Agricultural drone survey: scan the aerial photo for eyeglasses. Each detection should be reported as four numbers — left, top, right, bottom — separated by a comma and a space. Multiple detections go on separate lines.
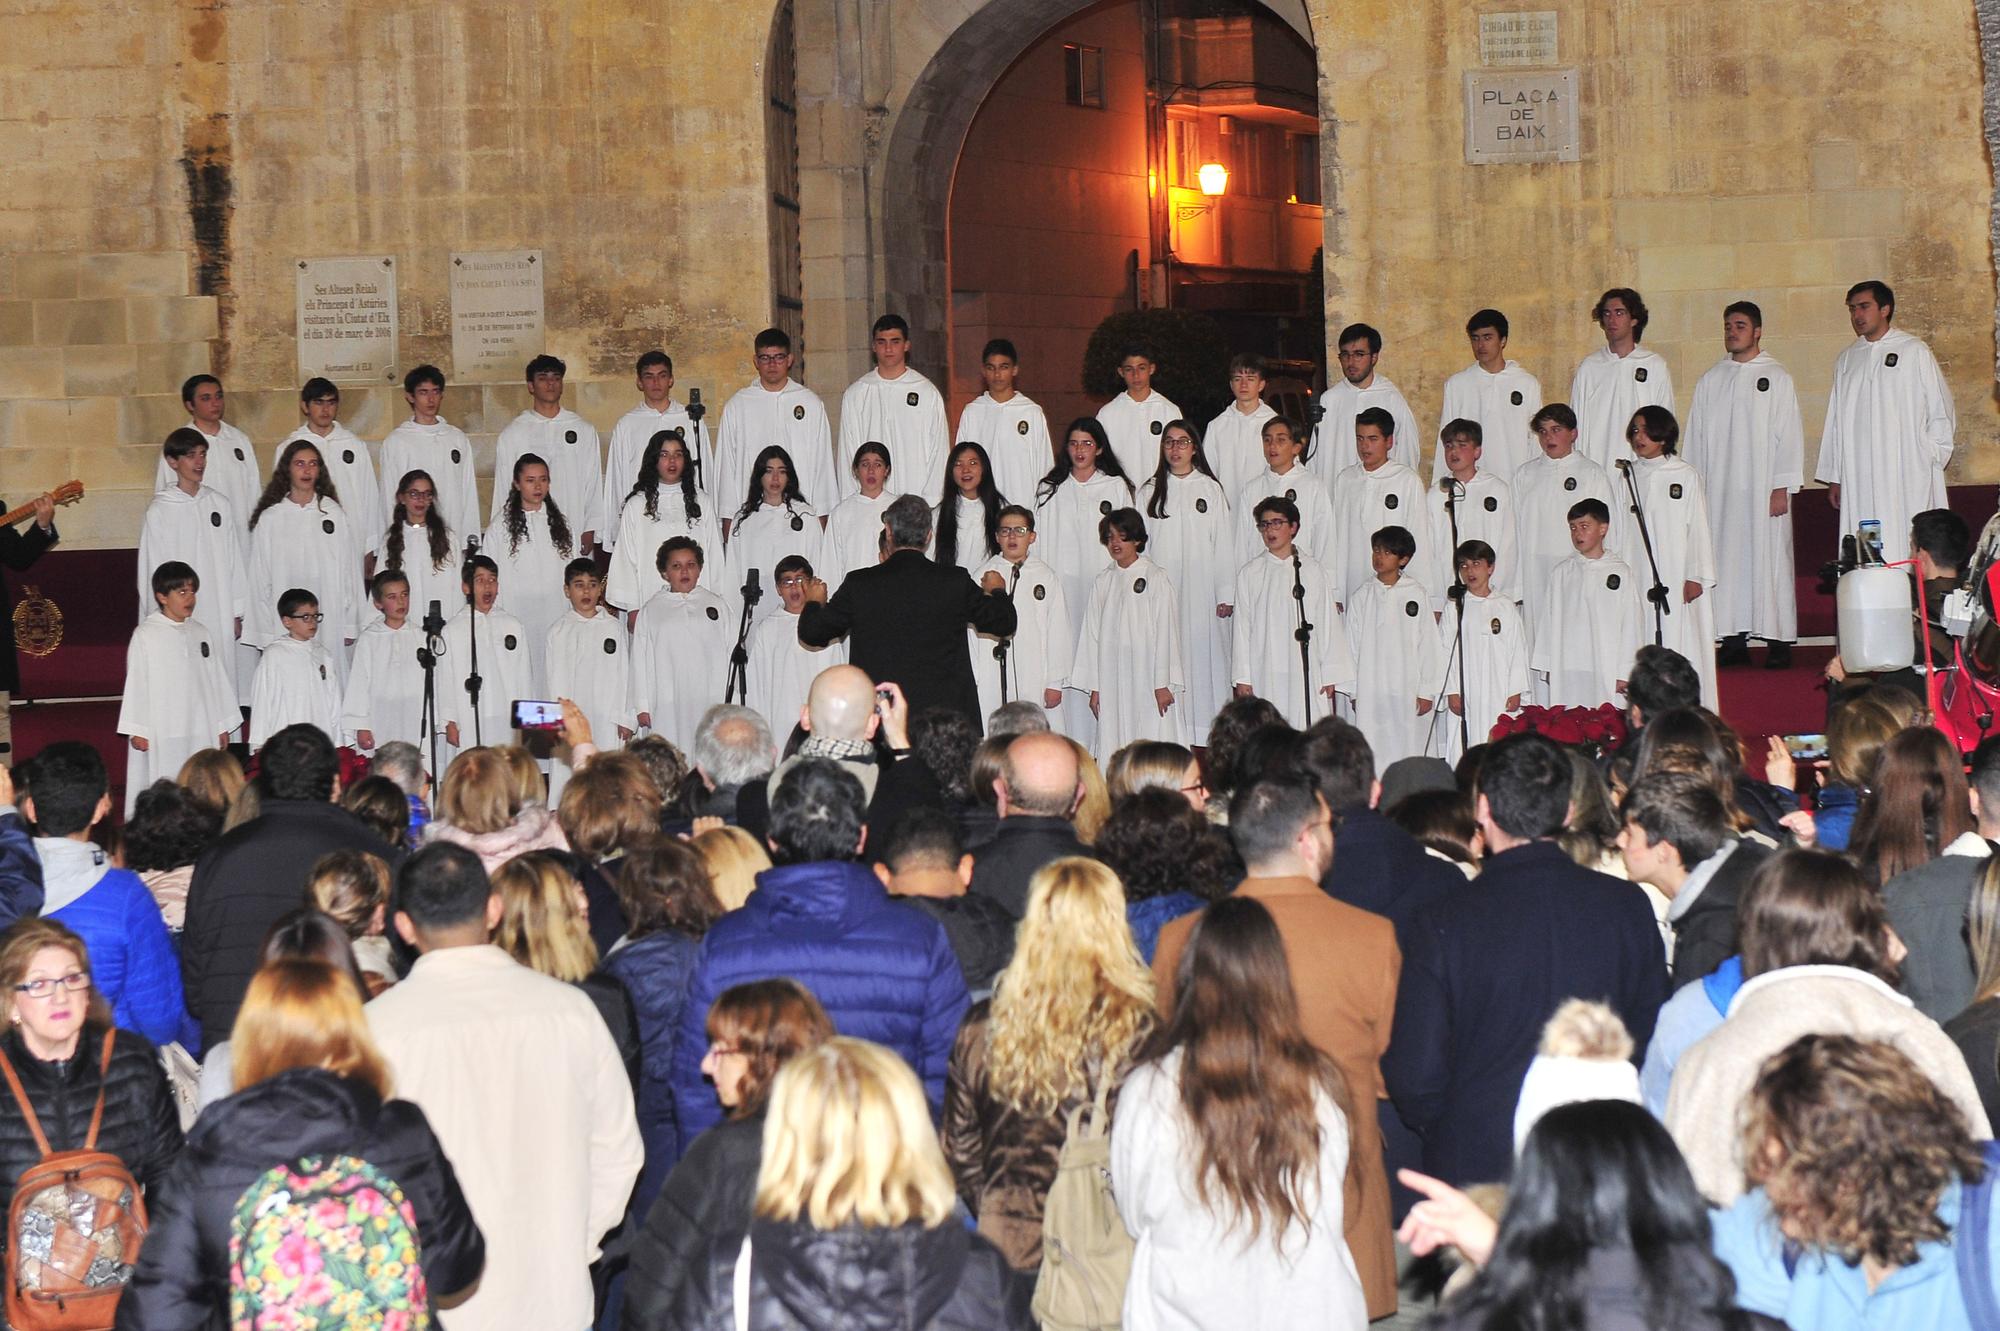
997, 525, 1032, 536
1256, 519, 1293, 531
403, 489, 436, 501
706, 1042, 744, 1058
14, 972, 89, 999
754, 353, 789, 365
284, 612, 326, 624
776, 576, 808, 589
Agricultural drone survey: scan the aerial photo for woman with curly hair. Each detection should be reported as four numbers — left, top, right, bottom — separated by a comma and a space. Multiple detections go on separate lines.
246, 438, 363, 657
607, 429, 722, 613
123, 779, 220, 933
1094, 787, 1235, 961
369, 468, 459, 623
481, 453, 574, 686
942, 856, 1156, 1269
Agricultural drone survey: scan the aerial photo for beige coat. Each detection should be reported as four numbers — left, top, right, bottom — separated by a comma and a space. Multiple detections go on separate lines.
1665, 964, 1991, 1203
368, 944, 644, 1331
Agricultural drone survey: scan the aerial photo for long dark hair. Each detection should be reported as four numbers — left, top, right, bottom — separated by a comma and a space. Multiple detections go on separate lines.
249, 440, 340, 529
501, 452, 574, 558
1143, 418, 1220, 520
1144, 897, 1350, 1243
934, 441, 1002, 566
1445, 1100, 1755, 1331
629, 428, 702, 523
1038, 416, 1133, 505
383, 469, 453, 573
736, 444, 808, 525
1849, 726, 1976, 885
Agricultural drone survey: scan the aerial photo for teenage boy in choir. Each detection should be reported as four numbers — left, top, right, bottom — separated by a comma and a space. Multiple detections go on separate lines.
491, 354, 604, 549
1611, 406, 1719, 708
718, 329, 834, 531
1313, 323, 1422, 479
1229, 415, 1335, 572
137, 427, 246, 677
1097, 344, 1182, 480
1513, 402, 1614, 646
1570, 287, 1675, 468
248, 588, 344, 752
284, 378, 385, 540
839, 315, 949, 503
956, 340, 1053, 507
1230, 496, 1352, 730
1329, 408, 1438, 606
545, 560, 634, 799
1435, 309, 1542, 482
118, 561, 238, 813
155, 374, 260, 524
1203, 353, 1279, 500
1347, 525, 1446, 766
970, 504, 1072, 721
1426, 417, 1517, 608
1534, 499, 1644, 709
378, 365, 479, 540
603, 350, 694, 543
439, 555, 532, 753
633, 537, 735, 751
344, 569, 427, 756
747, 555, 843, 743
1434, 540, 1530, 764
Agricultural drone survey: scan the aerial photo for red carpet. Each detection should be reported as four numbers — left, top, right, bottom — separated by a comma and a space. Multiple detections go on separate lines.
1717, 644, 1835, 781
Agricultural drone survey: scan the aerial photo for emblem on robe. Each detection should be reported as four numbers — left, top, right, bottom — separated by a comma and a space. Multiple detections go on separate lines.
1635, 368, 1649, 383
210, 512, 222, 527
233, 447, 245, 461
1563, 478, 1578, 492
1885, 353, 1899, 368
1483, 496, 1498, 512
706, 606, 720, 621
1285, 489, 1297, 501
12, 588, 60, 659
1756, 378, 1770, 393
1099, 501, 1113, 515
451, 449, 462, 464
1133, 578, 1147, 594
1669, 483, 1683, 500
1150, 421, 1163, 435
1017, 421, 1030, 435
504, 634, 518, 651
603, 638, 617, 655
342, 449, 355, 465
1196, 498, 1208, 514
565, 430, 578, 444
1510, 391, 1523, 406
906, 392, 920, 407
1405, 601, 1419, 617
794, 405, 806, 420
790, 514, 803, 531
200, 641, 210, 657
1490, 618, 1502, 634
1607, 574, 1622, 590
322, 519, 336, 534
1385, 494, 1399, 510
1033, 584, 1046, 601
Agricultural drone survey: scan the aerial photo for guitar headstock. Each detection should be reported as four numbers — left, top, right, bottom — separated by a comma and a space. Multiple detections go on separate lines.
46, 481, 83, 508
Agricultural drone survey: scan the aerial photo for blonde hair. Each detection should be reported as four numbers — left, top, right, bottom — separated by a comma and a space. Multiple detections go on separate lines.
231, 958, 391, 1096
175, 747, 245, 819
437, 748, 522, 835
1106, 741, 1195, 802
1070, 739, 1111, 845
1536, 999, 1633, 1060
694, 825, 771, 912
496, 745, 546, 808
986, 857, 1155, 1115
305, 849, 390, 940
491, 852, 598, 982
557, 754, 664, 863
754, 1037, 958, 1229
1827, 691, 1915, 790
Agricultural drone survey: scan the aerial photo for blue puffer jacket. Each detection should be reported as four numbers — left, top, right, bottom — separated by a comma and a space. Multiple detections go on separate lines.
670, 859, 970, 1146
602, 928, 700, 1212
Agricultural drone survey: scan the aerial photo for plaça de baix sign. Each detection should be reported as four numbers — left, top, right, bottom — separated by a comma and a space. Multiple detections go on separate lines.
1463, 69, 1579, 164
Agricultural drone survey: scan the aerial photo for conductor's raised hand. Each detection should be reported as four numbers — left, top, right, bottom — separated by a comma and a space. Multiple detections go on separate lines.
803, 577, 830, 604
979, 570, 1006, 593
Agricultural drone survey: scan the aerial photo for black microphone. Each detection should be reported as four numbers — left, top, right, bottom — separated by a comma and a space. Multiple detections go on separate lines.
687, 387, 705, 423
1615, 458, 1632, 473
1292, 552, 1306, 601
741, 567, 763, 606
422, 598, 445, 638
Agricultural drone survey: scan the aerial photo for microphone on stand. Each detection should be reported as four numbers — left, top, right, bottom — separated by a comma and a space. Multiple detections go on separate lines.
686, 388, 707, 492
1290, 552, 1314, 724
1615, 458, 1632, 473
421, 598, 445, 641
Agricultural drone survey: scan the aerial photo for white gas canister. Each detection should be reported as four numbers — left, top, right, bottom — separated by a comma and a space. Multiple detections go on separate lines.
1837, 565, 1915, 672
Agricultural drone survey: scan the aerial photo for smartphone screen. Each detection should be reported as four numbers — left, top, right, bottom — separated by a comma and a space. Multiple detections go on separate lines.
512, 699, 563, 731
1783, 733, 1828, 761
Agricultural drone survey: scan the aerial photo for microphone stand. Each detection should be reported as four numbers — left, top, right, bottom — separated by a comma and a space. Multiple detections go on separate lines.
1616, 459, 1672, 647
1298, 399, 1329, 471
417, 597, 446, 779
462, 535, 484, 747
995, 561, 1022, 702
1291, 552, 1315, 725
1442, 479, 1470, 754
724, 569, 763, 704
685, 390, 707, 495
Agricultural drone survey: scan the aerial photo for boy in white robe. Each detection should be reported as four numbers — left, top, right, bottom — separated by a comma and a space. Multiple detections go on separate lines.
1435, 309, 1542, 482
746, 555, 846, 744
1203, 353, 1279, 500
1346, 526, 1446, 767
1096, 344, 1182, 481
1569, 288, 1675, 468
718, 329, 834, 526
153, 374, 261, 530
1610, 407, 1719, 709
343, 570, 429, 756
1230, 497, 1353, 730
633, 537, 735, 751
956, 339, 1053, 507
1427, 418, 1518, 609
377, 365, 479, 541
1535, 499, 1644, 709
248, 588, 344, 752
1227, 416, 1335, 573
491, 354, 605, 547
1434, 541, 1530, 764
545, 561, 635, 800
602, 350, 695, 541
839, 315, 949, 504
1514, 403, 1615, 649
118, 561, 237, 813
971, 505, 1072, 722
1312, 323, 1422, 479
439, 556, 532, 754
282, 378, 385, 541
137, 427, 246, 685
1071, 507, 1188, 759
1329, 409, 1440, 605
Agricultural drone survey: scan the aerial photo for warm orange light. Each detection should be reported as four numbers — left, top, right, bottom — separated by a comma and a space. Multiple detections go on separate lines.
1197, 162, 1229, 197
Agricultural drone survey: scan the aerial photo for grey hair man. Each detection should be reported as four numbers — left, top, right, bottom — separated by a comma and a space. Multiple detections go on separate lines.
689, 704, 776, 824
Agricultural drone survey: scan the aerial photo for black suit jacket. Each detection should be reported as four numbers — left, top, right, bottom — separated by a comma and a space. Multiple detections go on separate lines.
0, 513, 56, 694
798, 548, 1016, 723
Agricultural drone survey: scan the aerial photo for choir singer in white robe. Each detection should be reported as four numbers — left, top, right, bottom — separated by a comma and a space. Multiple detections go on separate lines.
138, 428, 246, 682
1228, 416, 1335, 573
1329, 410, 1439, 605
970, 505, 1072, 721
343, 571, 430, 755
955, 339, 1053, 507
247, 440, 365, 678
1435, 309, 1541, 482
1426, 419, 1518, 610
1034, 420, 1136, 750
377, 366, 479, 540
605, 429, 723, 614
154, 374, 261, 531
601, 351, 695, 543
839, 315, 949, 504
1138, 420, 1234, 727
726, 446, 827, 626
1229, 496, 1353, 730
1203, 354, 1280, 500
545, 563, 635, 801
490, 354, 605, 547
826, 443, 899, 594
633, 538, 735, 751
717, 329, 834, 528
1096, 345, 1181, 481
438, 556, 532, 754
1535, 500, 1644, 709
1346, 526, 1446, 768
282, 378, 385, 543
369, 471, 461, 637
118, 562, 237, 813
483, 455, 577, 693
1071, 507, 1188, 760
1570, 288, 1675, 468
1610, 407, 1719, 709
1432, 541, 1530, 765
247, 589, 344, 752
1513, 404, 1614, 650
746, 556, 846, 743
1311, 323, 1421, 480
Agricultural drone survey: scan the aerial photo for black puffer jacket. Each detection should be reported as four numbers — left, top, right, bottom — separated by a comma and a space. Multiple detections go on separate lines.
0, 1025, 181, 1221
115, 1066, 483, 1330
621, 1111, 765, 1331
669, 1215, 1031, 1330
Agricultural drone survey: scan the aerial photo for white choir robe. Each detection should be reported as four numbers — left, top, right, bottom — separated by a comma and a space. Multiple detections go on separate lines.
1349, 577, 1447, 767
545, 608, 636, 800
606, 489, 724, 612
970, 555, 1072, 721
342, 617, 429, 754
117, 613, 237, 814
1035, 471, 1133, 751
1685, 353, 1804, 642
1310, 376, 1422, 481
155, 419, 262, 529
602, 400, 695, 545
491, 409, 605, 537
930, 496, 997, 576
483, 510, 575, 692
378, 419, 480, 542
826, 491, 897, 593
839, 369, 950, 504
370, 524, 462, 634
1137, 472, 1234, 725
248, 636, 344, 752
1435, 361, 1542, 482
724, 503, 827, 625
1569, 346, 1675, 469
1202, 401, 1278, 502
746, 608, 846, 742
1814, 328, 1955, 564
1427, 470, 1519, 606
1229, 466, 1337, 577
282, 424, 385, 543
1096, 391, 1181, 482
1534, 551, 1645, 709
437, 607, 532, 754
956, 393, 1053, 507
633, 586, 734, 751
1610, 455, 1719, 709
1328, 462, 1441, 604
1230, 549, 1354, 731
1432, 591, 1530, 765
247, 496, 365, 668
1513, 451, 1615, 640
718, 381, 835, 519
136, 486, 246, 668
1070, 557, 1189, 759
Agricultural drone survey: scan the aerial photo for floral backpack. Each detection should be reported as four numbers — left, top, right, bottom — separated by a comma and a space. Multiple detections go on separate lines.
227, 1154, 430, 1330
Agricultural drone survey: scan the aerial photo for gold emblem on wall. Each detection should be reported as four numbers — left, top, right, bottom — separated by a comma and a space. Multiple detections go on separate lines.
12, 588, 62, 658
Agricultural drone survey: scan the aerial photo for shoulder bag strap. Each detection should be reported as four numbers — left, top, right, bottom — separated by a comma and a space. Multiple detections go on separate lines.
82, 1029, 115, 1152
0, 1040, 52, 1159
1956, 1140, 2000, 1331
1086, 1062, 1114, 1138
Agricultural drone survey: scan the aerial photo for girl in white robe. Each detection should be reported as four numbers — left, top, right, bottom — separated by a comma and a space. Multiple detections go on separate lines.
633, 539, 736, 751
482, 453, 577, 693
545, 568, 635, 800
606, 428, 724, 613
825, 442, 898, 593
1071, 508, 1188, 761
1138, 421, 1234, 728
343, 571, 430, 755
725, 445, 826, 625
247, 439, 365, 680
283, 408, 385, 541
117, 567, 238, 813
370, 470, 461, 631
1035, 418, 1137, 747
1609, 408, 1719, 709
929, 441, 1002, 577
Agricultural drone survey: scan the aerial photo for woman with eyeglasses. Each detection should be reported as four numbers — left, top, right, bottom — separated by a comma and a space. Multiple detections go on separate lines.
368, 469, 459, 625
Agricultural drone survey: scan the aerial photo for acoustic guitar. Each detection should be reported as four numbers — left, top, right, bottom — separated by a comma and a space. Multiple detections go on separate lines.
0, 481, 83, 528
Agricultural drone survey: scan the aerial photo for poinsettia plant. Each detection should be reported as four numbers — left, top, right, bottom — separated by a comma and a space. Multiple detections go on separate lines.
1489, 704, 1628, 752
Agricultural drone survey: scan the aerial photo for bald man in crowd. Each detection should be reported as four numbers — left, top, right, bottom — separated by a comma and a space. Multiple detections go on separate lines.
967, 731, 1090, 918
764, 664, 898, 803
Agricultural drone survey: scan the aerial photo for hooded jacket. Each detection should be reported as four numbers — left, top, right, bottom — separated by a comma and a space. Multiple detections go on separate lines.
421, 802, 568, 876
